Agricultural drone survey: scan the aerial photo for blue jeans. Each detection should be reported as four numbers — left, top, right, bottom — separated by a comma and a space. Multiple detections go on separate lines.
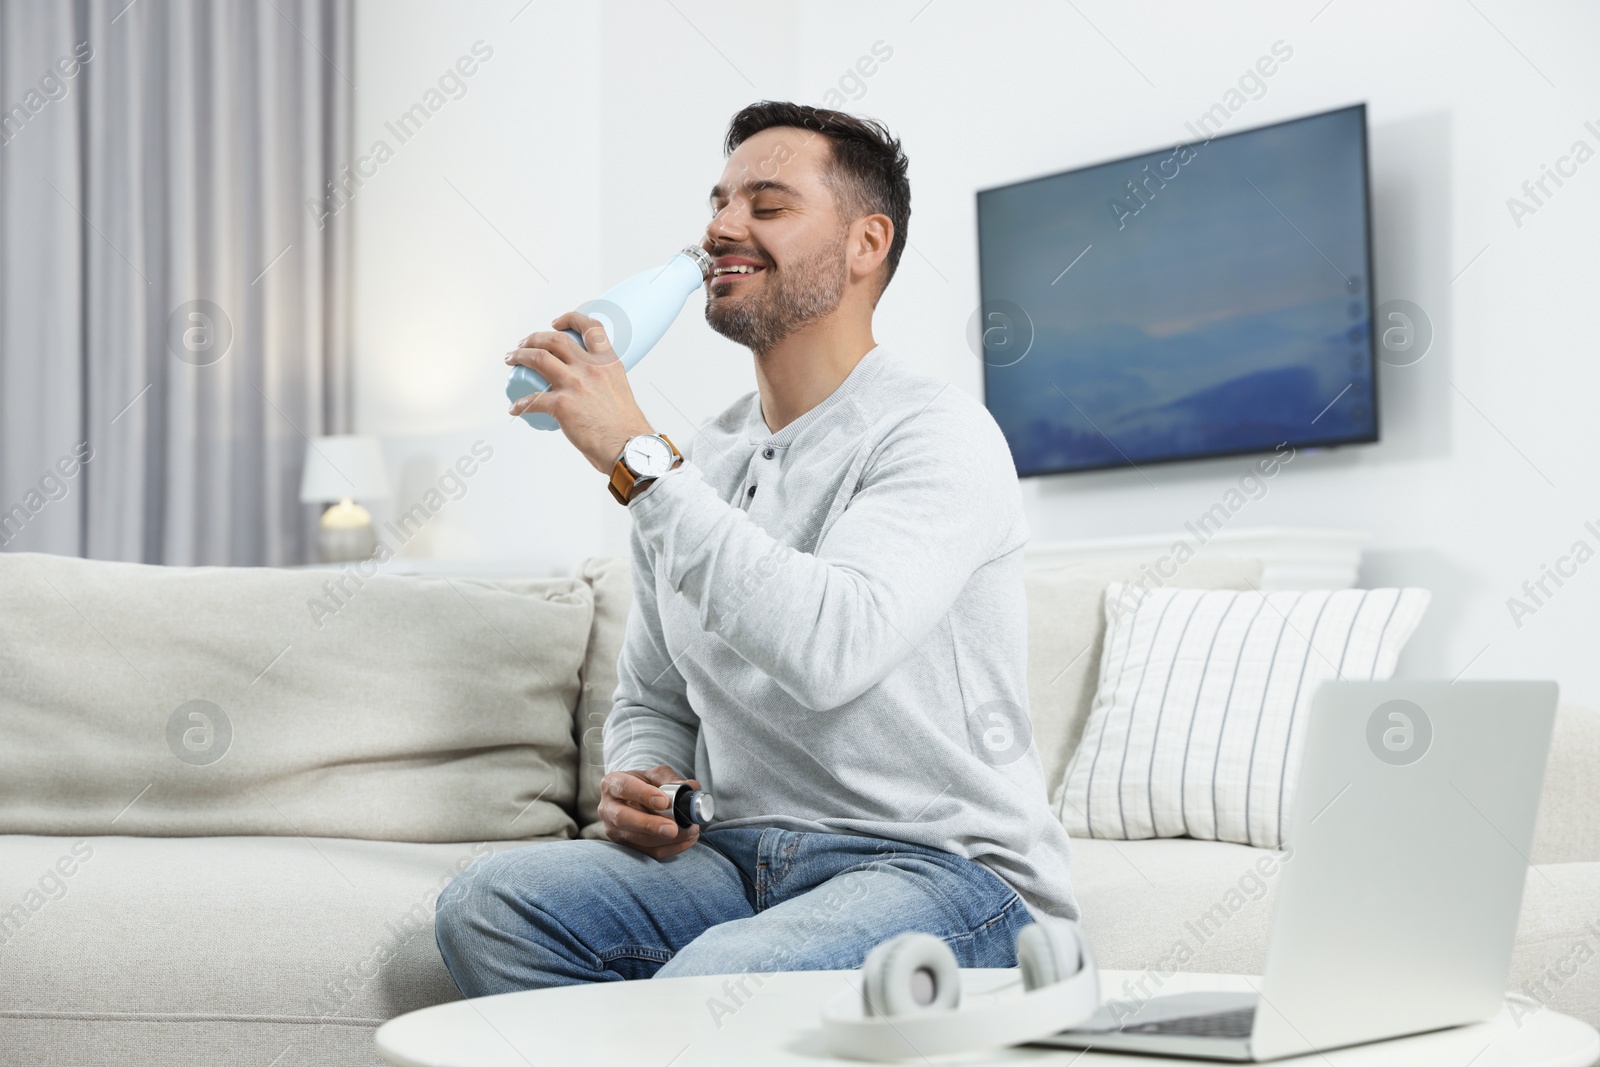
434, 826, 1034, 997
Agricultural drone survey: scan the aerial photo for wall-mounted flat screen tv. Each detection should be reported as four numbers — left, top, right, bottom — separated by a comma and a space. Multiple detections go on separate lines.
977, 103, 1379, 477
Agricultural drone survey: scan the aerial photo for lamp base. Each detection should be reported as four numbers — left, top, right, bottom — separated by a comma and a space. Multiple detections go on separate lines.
316, 500, 378, 563
317, 525, 376, 563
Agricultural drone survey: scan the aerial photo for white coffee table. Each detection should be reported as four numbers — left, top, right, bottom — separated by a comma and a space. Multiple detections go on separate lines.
375, 969, 1600, 1066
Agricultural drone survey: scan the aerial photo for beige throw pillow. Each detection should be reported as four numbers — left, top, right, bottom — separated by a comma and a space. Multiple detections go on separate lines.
0, 552, 591, 843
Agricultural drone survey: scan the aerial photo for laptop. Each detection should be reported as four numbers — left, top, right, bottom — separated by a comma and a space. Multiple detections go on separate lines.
1035, 679, 1559, 1061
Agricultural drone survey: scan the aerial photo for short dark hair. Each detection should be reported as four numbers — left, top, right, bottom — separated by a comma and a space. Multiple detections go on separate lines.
723, 101, 910, 297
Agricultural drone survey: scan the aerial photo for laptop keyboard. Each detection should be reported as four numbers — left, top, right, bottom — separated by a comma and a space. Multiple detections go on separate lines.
1124, 1006, 1256, 1039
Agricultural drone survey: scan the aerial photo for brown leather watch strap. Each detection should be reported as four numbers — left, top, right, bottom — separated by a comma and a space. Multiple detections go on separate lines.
608, 434, 682, 506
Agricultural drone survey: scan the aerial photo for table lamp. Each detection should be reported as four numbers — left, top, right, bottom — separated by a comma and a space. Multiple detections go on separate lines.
299, 435, 389, 563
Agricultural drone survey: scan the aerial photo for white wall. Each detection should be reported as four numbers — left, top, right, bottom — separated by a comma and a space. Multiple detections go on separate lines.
350, 0, 607, 574
351, 1, 1600, 707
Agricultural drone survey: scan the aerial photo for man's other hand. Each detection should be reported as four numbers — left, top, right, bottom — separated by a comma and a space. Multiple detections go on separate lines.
599, 765, 703, 859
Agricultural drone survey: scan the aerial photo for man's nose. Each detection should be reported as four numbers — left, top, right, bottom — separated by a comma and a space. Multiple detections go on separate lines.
705, 203, 749, 246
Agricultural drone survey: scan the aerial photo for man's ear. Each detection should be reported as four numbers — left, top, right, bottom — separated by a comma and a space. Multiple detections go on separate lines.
849, 213, 893, 286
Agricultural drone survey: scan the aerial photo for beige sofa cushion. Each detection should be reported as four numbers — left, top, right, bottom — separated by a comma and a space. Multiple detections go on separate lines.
1026, 556, 1265, 796
574, 556, 633, 833
1507, 859, 1600, 1029
1531, 704, 1600, 865
1070, 836, 1287, 976
0, 553, 590, 842
0, 833, 538, 1067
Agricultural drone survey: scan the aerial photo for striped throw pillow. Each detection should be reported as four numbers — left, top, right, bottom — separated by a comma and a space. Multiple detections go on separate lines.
1053, 584, 1431, 848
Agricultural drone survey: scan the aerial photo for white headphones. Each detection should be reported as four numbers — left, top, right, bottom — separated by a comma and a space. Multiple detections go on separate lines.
818, 917, 1100, 1060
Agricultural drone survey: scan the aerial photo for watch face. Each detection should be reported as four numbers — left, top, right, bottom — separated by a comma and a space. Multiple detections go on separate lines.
624, 435, 674, 478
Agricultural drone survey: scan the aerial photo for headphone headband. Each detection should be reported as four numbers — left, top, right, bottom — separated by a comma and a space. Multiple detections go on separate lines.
818, 923, 1100, 1060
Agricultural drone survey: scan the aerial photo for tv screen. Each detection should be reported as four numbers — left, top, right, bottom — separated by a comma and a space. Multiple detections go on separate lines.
976, 103, 1378, 477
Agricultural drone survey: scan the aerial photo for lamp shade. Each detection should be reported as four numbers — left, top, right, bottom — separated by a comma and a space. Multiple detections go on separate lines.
299, 435, 389, 503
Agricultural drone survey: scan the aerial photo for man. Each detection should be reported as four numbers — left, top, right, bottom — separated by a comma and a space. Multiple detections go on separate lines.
434, 101, 1079, 995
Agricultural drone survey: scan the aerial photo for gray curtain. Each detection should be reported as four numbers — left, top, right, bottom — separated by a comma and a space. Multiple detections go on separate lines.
0, 0, 352, 565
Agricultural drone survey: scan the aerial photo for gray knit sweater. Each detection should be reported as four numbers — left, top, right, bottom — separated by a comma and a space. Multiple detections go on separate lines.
605, 345, 1079, 923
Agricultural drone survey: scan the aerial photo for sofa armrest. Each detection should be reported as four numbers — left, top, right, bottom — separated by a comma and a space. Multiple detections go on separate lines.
1530, 703, 1600, 865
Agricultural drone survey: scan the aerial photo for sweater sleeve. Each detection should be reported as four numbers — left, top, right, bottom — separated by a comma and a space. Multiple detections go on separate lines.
603, 521, 700, 777
626, 402, 1024, 712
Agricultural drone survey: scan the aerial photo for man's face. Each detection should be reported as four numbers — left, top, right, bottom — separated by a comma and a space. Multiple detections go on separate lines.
702, 127, 852, 354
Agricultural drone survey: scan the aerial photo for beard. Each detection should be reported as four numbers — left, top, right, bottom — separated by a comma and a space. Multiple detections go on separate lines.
704, 229, 849, 354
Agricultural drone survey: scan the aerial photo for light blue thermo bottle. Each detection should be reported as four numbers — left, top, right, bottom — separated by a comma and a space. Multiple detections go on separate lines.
507, 245, 714, 430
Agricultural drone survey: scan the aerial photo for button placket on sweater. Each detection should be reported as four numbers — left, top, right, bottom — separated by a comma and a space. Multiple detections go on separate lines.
741, 442, 780, 511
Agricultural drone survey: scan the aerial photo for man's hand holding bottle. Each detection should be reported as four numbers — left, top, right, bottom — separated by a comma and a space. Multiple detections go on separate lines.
599, 765, 703, 859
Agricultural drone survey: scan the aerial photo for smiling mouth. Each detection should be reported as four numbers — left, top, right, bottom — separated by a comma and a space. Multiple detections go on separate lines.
710, 264, 765, 290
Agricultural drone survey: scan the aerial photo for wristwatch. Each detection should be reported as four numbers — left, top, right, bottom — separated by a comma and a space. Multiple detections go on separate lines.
608, 433, 683, 505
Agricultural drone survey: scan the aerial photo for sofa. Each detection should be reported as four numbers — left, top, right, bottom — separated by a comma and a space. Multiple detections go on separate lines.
1, 550, 1595, 1067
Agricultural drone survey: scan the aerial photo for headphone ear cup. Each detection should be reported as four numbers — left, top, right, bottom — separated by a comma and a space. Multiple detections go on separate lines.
1016, 919, 1085, 992
861, 932, 962, 1017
